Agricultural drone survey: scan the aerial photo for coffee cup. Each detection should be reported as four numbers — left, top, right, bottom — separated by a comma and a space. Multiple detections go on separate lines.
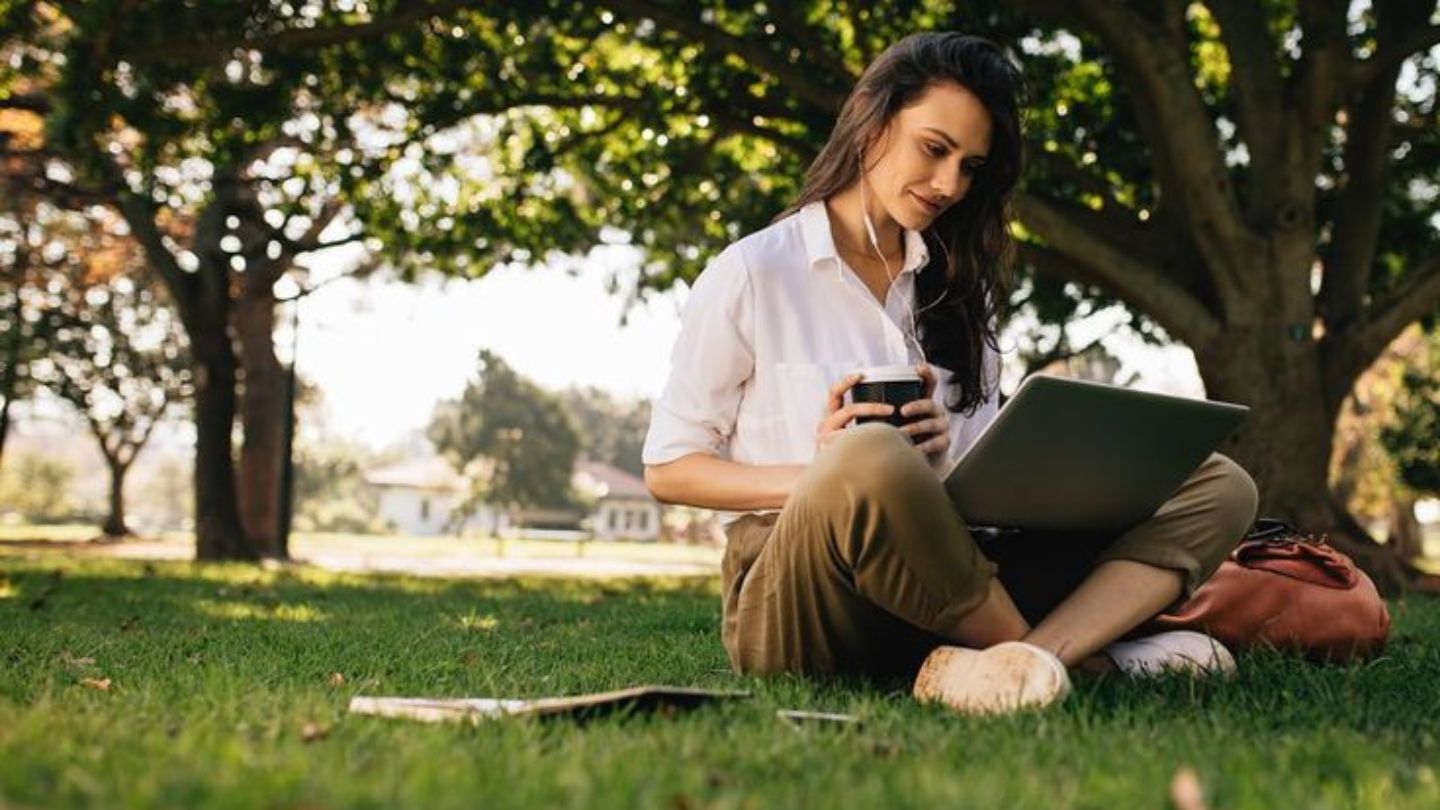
850, 365, 925, 428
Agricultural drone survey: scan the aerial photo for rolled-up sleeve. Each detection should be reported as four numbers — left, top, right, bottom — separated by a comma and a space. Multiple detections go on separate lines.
643, 247, 755, 466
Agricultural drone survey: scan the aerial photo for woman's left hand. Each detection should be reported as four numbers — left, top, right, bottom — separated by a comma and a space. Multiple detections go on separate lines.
900, 364, 950, 457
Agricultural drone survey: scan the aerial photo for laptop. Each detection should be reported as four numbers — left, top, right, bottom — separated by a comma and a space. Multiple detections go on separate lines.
942, 375, 1249, 534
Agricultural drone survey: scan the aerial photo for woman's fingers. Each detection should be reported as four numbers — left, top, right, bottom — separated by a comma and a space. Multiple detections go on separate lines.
826, 373, 864, 413
916, 363, 938, 398
819, 402, 894, 434
900, 416, 948, 440
899, 398, 938, 419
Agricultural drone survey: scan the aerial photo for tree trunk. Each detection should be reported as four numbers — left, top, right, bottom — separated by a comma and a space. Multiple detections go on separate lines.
1197, 326, 1408, 594
101, 459, 132, 539
0, 280, 23, 470
1387, 495, 1424, 563
189, 309, 257, 561
234, 281, 287, 560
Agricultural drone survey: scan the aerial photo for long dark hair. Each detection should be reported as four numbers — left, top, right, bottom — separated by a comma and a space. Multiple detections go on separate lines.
777, 33, 1023, 414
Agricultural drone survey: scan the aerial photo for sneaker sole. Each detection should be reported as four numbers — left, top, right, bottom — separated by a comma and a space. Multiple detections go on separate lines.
913, 641, 1071, 716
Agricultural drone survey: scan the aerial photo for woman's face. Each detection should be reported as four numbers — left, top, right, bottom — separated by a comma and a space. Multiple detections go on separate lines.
863, 80, 994, 230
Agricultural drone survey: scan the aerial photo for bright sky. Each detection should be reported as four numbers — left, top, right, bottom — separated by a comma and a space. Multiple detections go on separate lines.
289, 244, 1205, 452
288, 245, 687, 449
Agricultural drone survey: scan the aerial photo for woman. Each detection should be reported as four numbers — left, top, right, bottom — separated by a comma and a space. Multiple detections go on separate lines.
642, 33, 1257, 714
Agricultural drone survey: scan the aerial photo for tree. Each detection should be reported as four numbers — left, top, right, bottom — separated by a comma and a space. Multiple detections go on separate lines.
559, 386, 650, 478
1331, 326, 1426, 560
0, 235, 49, 473
2, 2, 412, 558
428, 350, 583, 527
36, 259, 191, 539
9, 2, 1437, 586
0, 451, 75, 524
352, 2, 1439, 590
1379, 326, 1440, 559
1, 83, 58, 472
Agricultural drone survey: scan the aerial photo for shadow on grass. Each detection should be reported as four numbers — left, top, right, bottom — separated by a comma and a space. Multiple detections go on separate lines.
1, 555, 733, 702
4, 554, 1440, 739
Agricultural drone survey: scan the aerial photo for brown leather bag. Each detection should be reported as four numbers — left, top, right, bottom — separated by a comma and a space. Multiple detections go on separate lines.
1145, 519, 1391, 662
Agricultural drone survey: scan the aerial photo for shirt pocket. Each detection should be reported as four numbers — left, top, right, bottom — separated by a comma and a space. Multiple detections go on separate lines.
772, 361, 858, 458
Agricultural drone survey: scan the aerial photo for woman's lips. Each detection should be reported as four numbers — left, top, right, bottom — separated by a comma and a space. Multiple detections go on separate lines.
910, 191, 940, 215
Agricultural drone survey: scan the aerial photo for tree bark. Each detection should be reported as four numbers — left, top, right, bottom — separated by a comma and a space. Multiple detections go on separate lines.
101, 459, 132, 538
113, 168, 258, 563
1388, 496, 1425, 564
0, 253, 26, 470
234, 277, 288, 559
186, 263, 257, 562
1196, 329, 1409, 594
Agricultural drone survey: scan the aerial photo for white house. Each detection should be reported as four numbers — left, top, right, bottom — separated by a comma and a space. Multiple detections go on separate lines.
572, 460, 663, 542
363, 456, 662, 541
363, 457, 502, 537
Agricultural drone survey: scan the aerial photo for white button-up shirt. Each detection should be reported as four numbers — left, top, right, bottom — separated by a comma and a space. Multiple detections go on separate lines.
642, 201, 1000, 522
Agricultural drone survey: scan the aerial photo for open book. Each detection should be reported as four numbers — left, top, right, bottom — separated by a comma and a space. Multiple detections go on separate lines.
349, 685, 751, 724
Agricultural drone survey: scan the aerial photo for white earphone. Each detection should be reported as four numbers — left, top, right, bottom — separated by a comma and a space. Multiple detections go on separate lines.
856, 153, 950, 367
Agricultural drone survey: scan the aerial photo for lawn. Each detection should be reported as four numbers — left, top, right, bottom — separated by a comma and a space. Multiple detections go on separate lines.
0, 524, 723, 567
2, 554, 1439, 809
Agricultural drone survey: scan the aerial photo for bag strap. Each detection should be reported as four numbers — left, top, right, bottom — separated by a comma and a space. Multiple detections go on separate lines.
1245, 518, 1295, 542
1244, 517, 1330, 546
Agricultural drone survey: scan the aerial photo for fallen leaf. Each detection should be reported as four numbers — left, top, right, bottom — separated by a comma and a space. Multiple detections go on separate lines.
80, 677, 112, 692
301, 721, 329, 743
60, 651, 96, 668
119, 616, 141, 632
1170, 766, 1208, 810
327, 672, 346, 687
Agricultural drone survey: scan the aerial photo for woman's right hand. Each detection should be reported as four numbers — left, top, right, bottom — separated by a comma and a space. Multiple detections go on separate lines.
815, 373, 896, 452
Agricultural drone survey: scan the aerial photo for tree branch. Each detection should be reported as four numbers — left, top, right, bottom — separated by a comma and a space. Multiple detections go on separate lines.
604, 0, 848, 112
1015, 192, 1222, 348
121, 0, 474, 68
1327, 255, 1440, 400
1283, 1, 1350, 212
0, 93, 52, 114
1349, 24, 1440, 90
1014, 0, 1254, 308
1206, 0, 1287, 223
1319, 0, 1435, 334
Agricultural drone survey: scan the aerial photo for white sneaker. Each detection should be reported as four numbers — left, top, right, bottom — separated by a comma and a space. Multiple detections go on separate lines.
1104, 630, 1237, 677
913, 641, 1072, 716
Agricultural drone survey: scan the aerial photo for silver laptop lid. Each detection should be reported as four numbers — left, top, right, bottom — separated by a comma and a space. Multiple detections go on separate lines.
944, 375, 1249, 533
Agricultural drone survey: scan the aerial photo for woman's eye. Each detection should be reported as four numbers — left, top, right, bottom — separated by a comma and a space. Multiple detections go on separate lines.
924, 142, 946, 157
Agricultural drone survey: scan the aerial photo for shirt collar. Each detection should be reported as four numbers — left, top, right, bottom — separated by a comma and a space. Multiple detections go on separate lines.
798, 201, 931, 277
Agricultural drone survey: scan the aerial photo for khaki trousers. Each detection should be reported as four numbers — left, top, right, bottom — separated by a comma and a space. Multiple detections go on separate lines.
722, 424, 1259, 679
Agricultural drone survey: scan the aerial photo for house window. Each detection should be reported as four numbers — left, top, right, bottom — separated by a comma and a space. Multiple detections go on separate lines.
420, 498, 431, 521
623, 510, 634, 530
637, 511, 649, 532
609, 509, 618, 530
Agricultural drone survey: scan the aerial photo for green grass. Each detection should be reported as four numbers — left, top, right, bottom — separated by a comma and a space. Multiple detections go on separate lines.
0, 524, 722, 567
3, 555, 1439, 809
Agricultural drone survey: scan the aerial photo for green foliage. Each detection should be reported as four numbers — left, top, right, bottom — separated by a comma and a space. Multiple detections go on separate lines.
0, 451, 75, 522
1381, 329, 1440, 496
292, 438, 386, 535
4, 554, 1440, 808
559, 386, 650, 478
34, 270, 192, 471
428, 349, 583, 513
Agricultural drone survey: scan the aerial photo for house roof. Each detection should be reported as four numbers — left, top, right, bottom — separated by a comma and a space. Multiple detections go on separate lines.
363, 457, 464, 492
573, 460, 653, 501
363, 455, 654, 502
